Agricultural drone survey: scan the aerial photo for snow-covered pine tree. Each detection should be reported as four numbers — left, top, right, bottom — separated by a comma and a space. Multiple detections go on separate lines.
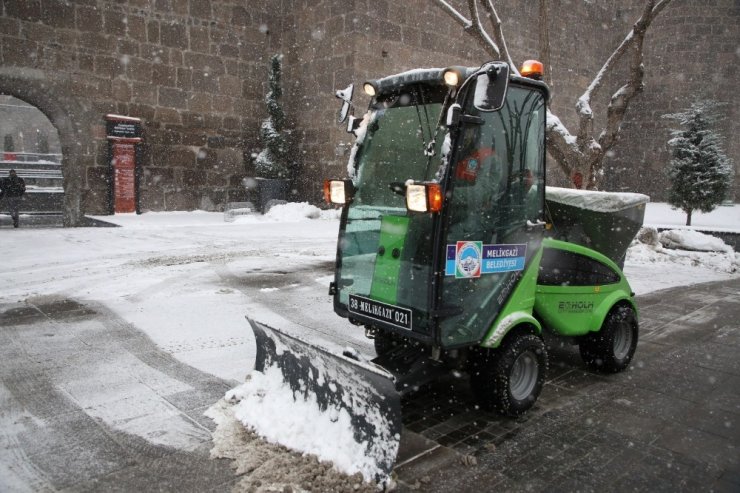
663, 101, 734, 226
254, 54, 290, 179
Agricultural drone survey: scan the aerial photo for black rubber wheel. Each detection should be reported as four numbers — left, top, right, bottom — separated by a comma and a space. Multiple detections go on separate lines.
470, 333, 548, 416
579, 304, 638, 373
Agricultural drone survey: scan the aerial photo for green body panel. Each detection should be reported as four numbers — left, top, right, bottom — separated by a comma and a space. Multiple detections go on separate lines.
481, 247, 543, 348
534, 238, 636, 337
480, 238, 636, 347
369, 215, 410, 304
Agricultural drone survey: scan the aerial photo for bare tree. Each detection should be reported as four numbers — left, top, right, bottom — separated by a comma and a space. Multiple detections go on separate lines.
435, 0, 672, 189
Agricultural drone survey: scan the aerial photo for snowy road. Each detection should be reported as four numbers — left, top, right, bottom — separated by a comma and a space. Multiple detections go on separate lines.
0, 209, 365, 385
2, 205, 737, 382
0, 204, 738, 490
0, 298, 236, 491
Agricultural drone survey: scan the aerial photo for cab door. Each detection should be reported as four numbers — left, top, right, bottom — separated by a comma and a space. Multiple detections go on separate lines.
437, 84, 546, 348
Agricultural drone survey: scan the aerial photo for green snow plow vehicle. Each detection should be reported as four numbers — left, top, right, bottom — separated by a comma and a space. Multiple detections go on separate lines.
248, 60, 648, 481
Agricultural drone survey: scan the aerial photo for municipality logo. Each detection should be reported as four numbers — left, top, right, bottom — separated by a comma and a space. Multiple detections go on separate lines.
455, 241, 482, 278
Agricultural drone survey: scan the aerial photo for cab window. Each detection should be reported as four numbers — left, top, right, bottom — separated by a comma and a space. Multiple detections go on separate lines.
538, 248, 621, 286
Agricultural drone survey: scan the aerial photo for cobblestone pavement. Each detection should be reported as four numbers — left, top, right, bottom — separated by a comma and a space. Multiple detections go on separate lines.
393, 278, 740, 492
0, 298, 238, 492
1, 279, 738, 492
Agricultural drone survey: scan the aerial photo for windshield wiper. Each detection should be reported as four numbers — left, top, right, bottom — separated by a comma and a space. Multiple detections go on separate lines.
414, 86, 436, 158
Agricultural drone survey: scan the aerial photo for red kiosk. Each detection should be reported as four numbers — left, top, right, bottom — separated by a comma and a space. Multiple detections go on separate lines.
105, 114, 142, 214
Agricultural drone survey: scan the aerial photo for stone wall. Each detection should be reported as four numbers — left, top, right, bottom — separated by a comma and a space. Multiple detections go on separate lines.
0, 0, 282, 216
282, 0, 494, 202
0, 0, 736, 224
602, 0, 739, 201
280, 0, 740, 203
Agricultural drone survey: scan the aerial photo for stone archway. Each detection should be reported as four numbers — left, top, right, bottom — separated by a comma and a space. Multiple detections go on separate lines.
0, 68, 94, 226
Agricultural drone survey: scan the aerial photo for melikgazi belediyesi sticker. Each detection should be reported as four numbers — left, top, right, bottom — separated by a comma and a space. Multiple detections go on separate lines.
446, 242, 527, 278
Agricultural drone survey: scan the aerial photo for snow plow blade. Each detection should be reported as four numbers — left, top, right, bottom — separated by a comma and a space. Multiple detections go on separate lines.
248, 318, 402, 481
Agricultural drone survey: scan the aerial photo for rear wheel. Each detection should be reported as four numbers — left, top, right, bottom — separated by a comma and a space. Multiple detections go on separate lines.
470, 333, 548, 416
579, 304, 638, 373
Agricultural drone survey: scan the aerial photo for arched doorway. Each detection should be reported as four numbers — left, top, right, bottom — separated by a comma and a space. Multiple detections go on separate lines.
0, 95, 64, 226
0, 71, 93, 226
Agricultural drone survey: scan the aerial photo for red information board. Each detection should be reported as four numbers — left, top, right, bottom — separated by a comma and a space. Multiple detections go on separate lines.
112, 142, 136, 213
105, 114, 142, 214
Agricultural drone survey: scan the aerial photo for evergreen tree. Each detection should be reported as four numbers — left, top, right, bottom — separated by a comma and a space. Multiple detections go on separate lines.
663, 101, 734, 226
254, 54, 291, 179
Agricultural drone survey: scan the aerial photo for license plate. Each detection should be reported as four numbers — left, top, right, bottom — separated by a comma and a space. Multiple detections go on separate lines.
348, 295, 412, 330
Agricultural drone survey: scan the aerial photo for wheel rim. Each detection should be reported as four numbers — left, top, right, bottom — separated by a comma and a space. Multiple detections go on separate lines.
613, 320, 633, 360
510, 350, 539, 401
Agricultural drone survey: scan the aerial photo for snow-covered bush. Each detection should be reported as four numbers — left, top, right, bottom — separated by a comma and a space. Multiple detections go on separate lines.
264, 202, 321, 220
658, 229, 732, 253
627, 229, 738, 275
635, 226, 660, 246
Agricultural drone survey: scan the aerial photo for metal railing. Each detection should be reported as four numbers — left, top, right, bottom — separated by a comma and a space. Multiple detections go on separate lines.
1, 152, 62, 164
0, 152, 64, 183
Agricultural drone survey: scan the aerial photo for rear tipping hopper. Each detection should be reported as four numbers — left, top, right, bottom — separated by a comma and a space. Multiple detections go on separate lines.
545, 187, 649, 267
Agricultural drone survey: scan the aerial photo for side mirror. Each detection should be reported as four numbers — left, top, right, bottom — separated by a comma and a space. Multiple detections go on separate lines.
446, 103, 462, 128
335, 84, 354, 123
346, 115, 362, 135
473, 62, 509, 112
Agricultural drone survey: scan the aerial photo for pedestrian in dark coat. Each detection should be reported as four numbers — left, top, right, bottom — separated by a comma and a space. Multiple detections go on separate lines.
2, 169, 26, 228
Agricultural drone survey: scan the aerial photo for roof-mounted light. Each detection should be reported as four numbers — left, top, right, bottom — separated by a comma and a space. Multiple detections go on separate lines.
363, 82, 377, 97
442, 67, 465, 87
520, 60, 544, 80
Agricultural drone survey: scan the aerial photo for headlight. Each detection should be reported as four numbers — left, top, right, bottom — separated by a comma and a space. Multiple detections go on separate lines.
406, 182, 443, 213
323, 179, 353, 205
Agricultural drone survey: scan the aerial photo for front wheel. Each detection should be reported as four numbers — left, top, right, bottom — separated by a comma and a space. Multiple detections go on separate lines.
470, 333, 548, 416
579, 304, 638, 373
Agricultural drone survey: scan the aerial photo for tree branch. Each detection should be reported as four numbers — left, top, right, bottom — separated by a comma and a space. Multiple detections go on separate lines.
432, 0, 500, 58
478, 0, 519, 75
435, 0, 673, 190
546, 110, 578, 178
577, 1, 671, 146
597, 0, 670, 150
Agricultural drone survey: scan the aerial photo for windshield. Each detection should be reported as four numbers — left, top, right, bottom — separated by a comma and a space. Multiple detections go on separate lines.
336, 87, 446, 336
353, 96, 445, 204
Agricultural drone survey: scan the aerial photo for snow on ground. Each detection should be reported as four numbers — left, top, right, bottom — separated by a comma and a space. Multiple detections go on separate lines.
1, 202, 738, 488
643, 201, 739, 232
624, 203, 739, 294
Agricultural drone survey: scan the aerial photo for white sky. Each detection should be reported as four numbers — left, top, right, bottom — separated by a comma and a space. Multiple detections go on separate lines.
1, 201, 738, 482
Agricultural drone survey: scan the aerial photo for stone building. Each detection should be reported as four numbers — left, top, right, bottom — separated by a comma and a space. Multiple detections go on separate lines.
0, 0, 736, 225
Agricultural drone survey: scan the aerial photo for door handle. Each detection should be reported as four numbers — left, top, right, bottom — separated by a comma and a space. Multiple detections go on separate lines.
526, 219, 547, 230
